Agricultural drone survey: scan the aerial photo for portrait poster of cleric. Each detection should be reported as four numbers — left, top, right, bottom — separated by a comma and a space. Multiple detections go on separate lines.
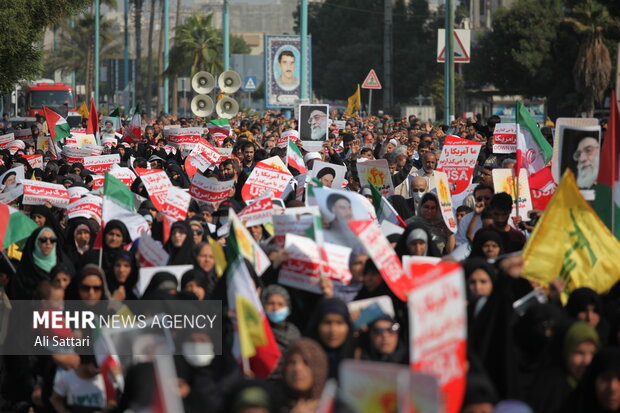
559, 125, 601, 190
265, 35, 311, 109
298, 104, 329, 151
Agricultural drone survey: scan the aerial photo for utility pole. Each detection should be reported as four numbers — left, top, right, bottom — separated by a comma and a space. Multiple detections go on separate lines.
163, 0, 169, 113
383, 0, 393, 113
95, 0, 100, 105
444, 0, 454, 123
300, 0, 309, 102
71, 16, 76, 93
223, 0, 230, 71
124, 0, 129, 106
448, 0, 455, 119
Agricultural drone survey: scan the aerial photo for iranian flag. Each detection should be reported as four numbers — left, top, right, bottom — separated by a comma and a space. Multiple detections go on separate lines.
122, 106, 141, 143
227, 254, 281, 378
594, 91, 620, 238
287, 138, 307, 173
0, 204, 39, 249
369, 182, 406, 227
42, 105, 71, 145
206, 119, 231, 141
515, 101, 553, 175
101, 172, 149, 241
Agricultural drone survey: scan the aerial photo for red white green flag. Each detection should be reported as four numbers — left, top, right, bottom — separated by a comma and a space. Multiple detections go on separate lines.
515, 101, 553, 175
369, 182, 406, 227
287, 138, 307, 173
42, 105, 71, 145
206, 118, 231, 142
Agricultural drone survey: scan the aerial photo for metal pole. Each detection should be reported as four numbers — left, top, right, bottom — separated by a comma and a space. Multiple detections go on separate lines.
616, 43, 620, 110
448, 0, 455, 119
95, 0, 100, 106
383, 0, 392, 113
368, 89, 372, 116
71, 16, 76, 93
223, 0, 230, 71
163, 0, 170, 113
124, 0, 129, 90
300, 0, 308, 101
443, 5, 450, 123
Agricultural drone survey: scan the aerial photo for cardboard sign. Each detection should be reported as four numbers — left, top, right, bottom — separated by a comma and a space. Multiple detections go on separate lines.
138, 232, 170, 268
241, 156, 293, 201
436, 135, 481, 196
21, 180, 70, 208
135, 168, 172, 211
189, 174, 235, 205
161, 186, 191, 223
349, 219, 409, 301
408, 261, 466, 413
312, 161, 346, 189
23, 154, 43, 169
83, 154, 120, 174
67, 195, 102, 222
0, 133, 15, 148
164, 127, 203, 157
492, 168, 534, 220
357, 159, 394, 197
492, 123, 517, 153
433, 171, 457, 233
273, 206, 320, 248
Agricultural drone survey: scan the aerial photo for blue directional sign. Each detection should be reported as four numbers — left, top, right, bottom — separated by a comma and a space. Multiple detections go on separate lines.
242, 76, 257, 92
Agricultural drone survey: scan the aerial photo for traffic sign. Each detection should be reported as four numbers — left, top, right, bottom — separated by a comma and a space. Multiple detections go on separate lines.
241, 76, 257, 92
437, 29, 471, 63
361, 69, 382, 90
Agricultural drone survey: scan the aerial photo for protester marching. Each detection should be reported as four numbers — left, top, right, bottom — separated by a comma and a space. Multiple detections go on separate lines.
0, 92, 618, 413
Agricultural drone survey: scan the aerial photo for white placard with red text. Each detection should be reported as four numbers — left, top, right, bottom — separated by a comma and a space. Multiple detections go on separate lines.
161, 186, 191, 223
492, 123, 517, 153
164, 127, 203, 157
135, 168, 172, 211
241, 156, 293, 201
21, 180, 70, 207
83, 154, 120, 174
23, 154, 43, 169
67, 195, 103, 222
138, 232, 170, 268
436, 135, 481, 196
272, 206, 320, 248
189, 174, 235, 205
68, 186, 90, 203
0, 133, 15, 148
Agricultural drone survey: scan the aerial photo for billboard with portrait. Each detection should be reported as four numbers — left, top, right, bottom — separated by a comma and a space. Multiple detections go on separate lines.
265, 35, 312, 109
558, 125, 601, 190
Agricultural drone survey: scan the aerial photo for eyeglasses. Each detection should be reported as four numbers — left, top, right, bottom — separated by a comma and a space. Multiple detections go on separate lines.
80, 284, 103, 292
411, 188, 426, 192
573, 144, 599, 161
193, 229, 204, 235
371, 323, 400, 335
38, 237, 57, 244
475, 195, 492, 202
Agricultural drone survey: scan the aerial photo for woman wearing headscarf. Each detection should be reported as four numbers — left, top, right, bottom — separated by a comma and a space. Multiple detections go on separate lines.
359, 315, 408, 364
63, 217, 97, 262
11, 226, 72, 300
164, 221, 195, 265
470, 228, 504, 260
166, 162, 191, 188
281, 338, 328, 413
65, 265, 107, 308
141, 272, 178, 299
560, 347, 620, 413
51, 263, 75, 290
261, 285, 301, 381
405, 192, 454, 254
108, 251, 139, 301
79, 220, 131, 276
394, 222, 441, 258
29, 205, 66, 245
181, 269, 210, 300
566, 287, 610, 345
305, 298, 355, 379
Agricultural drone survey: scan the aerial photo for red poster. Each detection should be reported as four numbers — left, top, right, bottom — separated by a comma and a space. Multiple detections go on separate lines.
22, 180, 70, 207
437, 135, 481, 196
241, 156, 292, 202
189, 174, 235, 205
135, 168, 172, 211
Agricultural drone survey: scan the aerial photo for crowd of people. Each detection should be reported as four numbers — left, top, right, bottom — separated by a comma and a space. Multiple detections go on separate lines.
0, 107, 618, 413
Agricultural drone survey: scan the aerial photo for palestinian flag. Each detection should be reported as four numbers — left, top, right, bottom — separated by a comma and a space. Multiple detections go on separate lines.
369, 182, 406, 227
594, 91, 620, 238
42, 105, 71, 145
207, 119, 231, 143
0, 204, 38, 249
287, 138, 307, 173
515, 101, 553, 175
227, 255, 281, 378
101, 172, 149, 241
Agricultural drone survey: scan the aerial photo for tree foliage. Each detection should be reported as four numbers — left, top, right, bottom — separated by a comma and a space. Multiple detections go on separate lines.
0, 0, 89, 94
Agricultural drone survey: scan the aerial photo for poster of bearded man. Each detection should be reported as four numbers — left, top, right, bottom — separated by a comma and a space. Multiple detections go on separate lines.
558, 125, 601, 190
298, 104, 329, 150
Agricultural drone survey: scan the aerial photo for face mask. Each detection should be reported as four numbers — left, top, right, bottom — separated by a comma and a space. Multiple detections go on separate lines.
412, 191, 426, 202
182, 342, 215, 367
266, 307, 289, 323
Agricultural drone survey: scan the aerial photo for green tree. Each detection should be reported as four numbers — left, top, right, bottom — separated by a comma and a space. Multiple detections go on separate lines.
132, 0, 144, 102
564, 0, 618, 116
44, 14, 119, 102
0, 0, 89, 94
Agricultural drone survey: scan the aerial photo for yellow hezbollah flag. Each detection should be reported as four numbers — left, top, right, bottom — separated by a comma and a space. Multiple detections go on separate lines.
523, 169, 620, 294
345, 84, 361, 116
236, 294, 267, 358
207, 236, 227, 278
77, 101, 89, 119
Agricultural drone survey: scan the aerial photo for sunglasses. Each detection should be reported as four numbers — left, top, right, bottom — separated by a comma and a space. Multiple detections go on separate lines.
38, 237, 57, 244
193, 229, 204, 235
411, 188, 426, 193
475, 195, 492, 202
371, 323, 400, 335
80, 284, 103, 292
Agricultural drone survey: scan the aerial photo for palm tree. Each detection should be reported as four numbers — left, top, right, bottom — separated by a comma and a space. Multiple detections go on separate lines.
45, 15, 118, 102
146, 0, 157, 115
172, 13, 223, 76
132, 0, 144, 104
564, 0, 617, 116
171, 0, 183, 116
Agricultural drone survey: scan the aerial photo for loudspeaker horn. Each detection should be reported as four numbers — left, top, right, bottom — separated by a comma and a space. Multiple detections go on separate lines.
191, 71, 215, 94
215, 96, 239, 119
218, 70, 241, 94
190, 95, 214, 117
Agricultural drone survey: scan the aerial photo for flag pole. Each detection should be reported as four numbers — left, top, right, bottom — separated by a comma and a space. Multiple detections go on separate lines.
514, 102, 520, 218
